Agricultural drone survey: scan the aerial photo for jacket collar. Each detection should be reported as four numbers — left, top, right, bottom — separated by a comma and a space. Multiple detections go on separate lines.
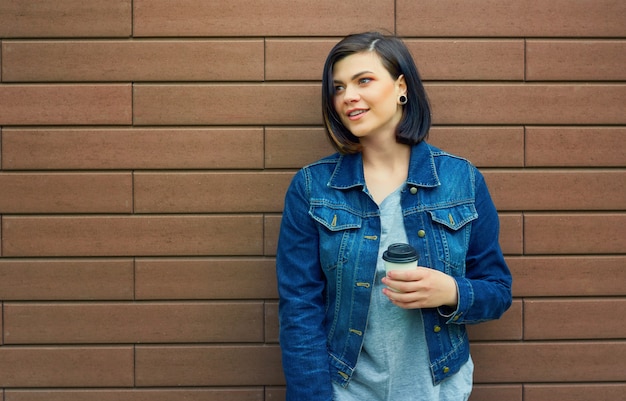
328, 141, 441, 190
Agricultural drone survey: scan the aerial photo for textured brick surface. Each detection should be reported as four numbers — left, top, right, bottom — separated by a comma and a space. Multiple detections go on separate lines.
525, 127, 626, 167
0, 259, 134, 300
4, 302, 264, 344
428, 84, 626, 125
0, 0, 131, 38
397, 0, 626, 37
134, 172, 293, 213
135, 258, 278, 300
524, 298, 626, 340
0, 84, 132, 125
0, 347, 133, 387
1, 0, 624, 398
133, 84, 321, 125
2, 40, 264, 82
0, 173, 132, 213
2, 128, 264, 170
5, 389, 265, 401
525, 384, 626, 401
2, 216, 264, 257
469, 385, 522, 401
524, 213, 626, 254
472, 342, 626, 382
484, 170, 626, 211
508, 256, 626, 297
527, 40, 626, 81
135, 345, 284, 386
133, 0, 394, 36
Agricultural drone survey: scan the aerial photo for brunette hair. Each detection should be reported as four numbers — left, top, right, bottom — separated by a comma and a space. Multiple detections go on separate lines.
322, 32, 431, 154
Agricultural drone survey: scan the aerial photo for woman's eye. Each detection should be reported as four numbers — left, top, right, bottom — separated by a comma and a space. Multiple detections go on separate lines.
359, 77, 372, 85
334, 85, 345, 92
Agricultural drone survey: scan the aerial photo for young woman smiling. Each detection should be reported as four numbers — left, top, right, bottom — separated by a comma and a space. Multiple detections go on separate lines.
276, 32, 512, 401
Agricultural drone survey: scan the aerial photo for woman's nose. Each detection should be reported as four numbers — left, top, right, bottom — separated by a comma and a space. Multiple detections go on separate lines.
343, 85, 360, 103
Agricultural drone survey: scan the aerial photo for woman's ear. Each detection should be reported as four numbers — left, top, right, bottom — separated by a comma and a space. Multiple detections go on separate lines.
396, 74, 407, 96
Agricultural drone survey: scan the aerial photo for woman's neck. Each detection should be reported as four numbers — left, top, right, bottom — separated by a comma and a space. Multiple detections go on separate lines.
362, 142, 411, 204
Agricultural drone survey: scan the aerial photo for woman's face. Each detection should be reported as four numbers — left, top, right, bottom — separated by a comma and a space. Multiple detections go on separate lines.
332, 51, 406, 142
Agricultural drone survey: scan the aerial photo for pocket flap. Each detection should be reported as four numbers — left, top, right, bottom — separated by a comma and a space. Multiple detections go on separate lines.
428, 204, 477, 231
310, 204, 362, 231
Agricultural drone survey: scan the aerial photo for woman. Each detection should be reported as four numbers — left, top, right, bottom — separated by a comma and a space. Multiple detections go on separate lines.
276, 32, 512, 401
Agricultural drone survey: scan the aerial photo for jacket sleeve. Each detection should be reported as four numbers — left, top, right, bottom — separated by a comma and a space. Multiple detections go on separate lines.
276, 169, 334, 401
446, 169, 513, 324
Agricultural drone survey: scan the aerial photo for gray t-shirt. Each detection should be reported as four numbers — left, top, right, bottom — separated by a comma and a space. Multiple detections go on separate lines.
333, 186, 473, 401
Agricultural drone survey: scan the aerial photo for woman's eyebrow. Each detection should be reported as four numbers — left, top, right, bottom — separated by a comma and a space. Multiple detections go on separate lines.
333, 70, 374, 83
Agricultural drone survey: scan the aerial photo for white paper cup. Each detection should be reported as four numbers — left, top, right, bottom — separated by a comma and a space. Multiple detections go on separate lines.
382, 243, 419, 292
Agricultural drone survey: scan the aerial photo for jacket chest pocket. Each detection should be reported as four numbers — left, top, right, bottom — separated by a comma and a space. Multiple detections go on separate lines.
310, 204, 362, 273
427, 203, 477, 275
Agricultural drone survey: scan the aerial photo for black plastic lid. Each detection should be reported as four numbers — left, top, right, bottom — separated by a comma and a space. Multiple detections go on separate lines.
382, 243, 419, 263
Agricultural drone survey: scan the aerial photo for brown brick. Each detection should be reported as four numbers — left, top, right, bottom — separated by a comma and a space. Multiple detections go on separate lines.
4, 302, 264, 344
427, 84, 626, 125
265, 301, 279, 343
527, 40, 626, 81
135, 258, 278, 300
133, 0, 393, 36
397, 0, 626, 37
0, 346, 133, 387
134, 172, 293, 213
265, 387, 285, 401
468, 300, 522, 341
525, 383, 626, 401
264, 214, 282, 257
135, 345, 284, 386
0, 258, 133, 300
265, 39, 335, 81
5, 389, 264, 401
265, 39, 524, 81
0, 84, 132, 125
524, 213, 626, 254
508, 256, 626, 297
498, 213, 523, 255
429, 127, 524, 167
472, 342, 626, 383
526, 127, 626, 167
407, 39, 524, 80
0, 0, 131, 38
133, 84, 320, 125
524, 298, 626, 340
0, 173, 132, 213
2, 128, 264, 170
2, 215, 263, 257
483, 170, 625, 211
265, 128, 334, 169
469, 385, 522, 401
2, 40, 264, 82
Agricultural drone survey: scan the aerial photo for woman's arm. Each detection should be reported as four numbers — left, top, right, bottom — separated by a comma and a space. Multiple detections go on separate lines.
276, 170, 334, 401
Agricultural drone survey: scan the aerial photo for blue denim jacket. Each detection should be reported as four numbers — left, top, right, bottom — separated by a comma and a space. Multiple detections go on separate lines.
277, 141, 512, 401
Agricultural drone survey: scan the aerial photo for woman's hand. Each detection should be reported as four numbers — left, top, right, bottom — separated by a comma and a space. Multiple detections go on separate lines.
381, 267, 458, 309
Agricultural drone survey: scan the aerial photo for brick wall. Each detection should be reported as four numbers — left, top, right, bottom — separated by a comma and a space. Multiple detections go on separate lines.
0, 0, 625, 400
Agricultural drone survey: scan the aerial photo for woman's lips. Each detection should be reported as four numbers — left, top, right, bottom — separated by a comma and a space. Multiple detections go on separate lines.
347, 109, 368, 121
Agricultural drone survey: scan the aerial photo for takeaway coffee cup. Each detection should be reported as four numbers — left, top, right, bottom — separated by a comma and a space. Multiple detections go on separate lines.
382, 243, 419, 274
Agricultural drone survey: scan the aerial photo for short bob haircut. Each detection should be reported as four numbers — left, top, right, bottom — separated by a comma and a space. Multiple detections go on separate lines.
322, 32, 431, 154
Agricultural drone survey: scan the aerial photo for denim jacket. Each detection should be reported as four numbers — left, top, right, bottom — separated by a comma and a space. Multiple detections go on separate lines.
277, 141, 512, 401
